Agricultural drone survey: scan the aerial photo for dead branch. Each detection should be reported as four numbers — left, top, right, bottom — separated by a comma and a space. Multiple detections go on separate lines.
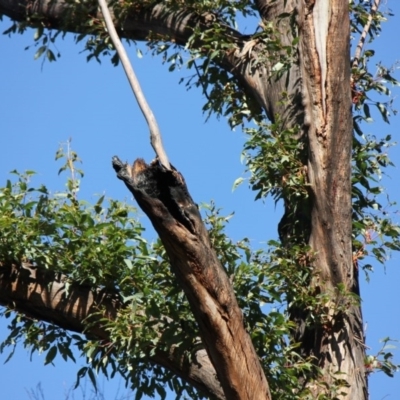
97, 0, 171, 170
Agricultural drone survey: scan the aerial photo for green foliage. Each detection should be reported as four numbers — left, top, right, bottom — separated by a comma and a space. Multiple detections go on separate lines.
0, 147, 202, 399
351, 131, 400, 278
350, 0, 391, 41
242, 120, 308, 203
179, 9, 297, 127
146, 8, 266, 127
349, 17, 400, 278
1, 0, 400, 398
364, 337, 400, 378
3, 22, 61, 66
0, 148, 342, 399
202, 204, 369, 398
198, 204, 317, 399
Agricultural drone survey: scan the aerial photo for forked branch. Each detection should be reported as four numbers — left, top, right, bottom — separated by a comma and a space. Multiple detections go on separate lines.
97, 0, 171, 170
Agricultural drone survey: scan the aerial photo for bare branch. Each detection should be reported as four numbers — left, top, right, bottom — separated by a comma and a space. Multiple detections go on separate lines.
0, 0, 283, 121
352, 0, 381, 69
97, 0, 171, 170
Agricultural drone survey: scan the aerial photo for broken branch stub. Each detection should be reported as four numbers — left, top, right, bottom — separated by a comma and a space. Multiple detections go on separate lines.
112, 156, 271, 400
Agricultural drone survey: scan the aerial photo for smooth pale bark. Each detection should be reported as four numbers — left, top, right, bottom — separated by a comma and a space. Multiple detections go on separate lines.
98, 0, 171, 170
0, 0, 367, 399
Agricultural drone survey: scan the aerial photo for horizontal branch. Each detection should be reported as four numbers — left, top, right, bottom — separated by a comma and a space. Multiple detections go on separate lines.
0, 262, 224, 399
0, 0, 284, 118
0, 262, 118, 338
0, 0, 217, 48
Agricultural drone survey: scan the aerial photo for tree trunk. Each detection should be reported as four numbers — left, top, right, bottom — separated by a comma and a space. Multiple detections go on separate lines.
0, 0, 368, 398
300, 1, 366, 398
263, 0, 367, 398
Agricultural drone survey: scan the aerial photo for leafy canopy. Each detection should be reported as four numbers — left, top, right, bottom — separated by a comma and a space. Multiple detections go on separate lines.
1, 0, 400, 399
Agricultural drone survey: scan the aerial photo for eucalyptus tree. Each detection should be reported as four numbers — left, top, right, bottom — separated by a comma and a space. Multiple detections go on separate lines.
0, 1, 398, 400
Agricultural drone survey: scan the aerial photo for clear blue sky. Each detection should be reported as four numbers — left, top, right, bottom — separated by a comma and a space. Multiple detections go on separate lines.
0, 3, 399, 399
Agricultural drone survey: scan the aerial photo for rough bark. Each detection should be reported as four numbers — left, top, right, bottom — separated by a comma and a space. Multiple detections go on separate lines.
112, 157, 271, 400
0, 0, 281, 121
254, 1, 366, 398
0, 262, 225, 400
0, 0, 368, 398
297, 0, 367, 398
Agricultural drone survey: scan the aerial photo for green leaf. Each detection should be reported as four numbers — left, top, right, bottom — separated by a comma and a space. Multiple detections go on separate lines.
272, 62, 284, 71
87, 368, 97, 391
155, 385, 167, 399
232, 177, 244, 191
3, 347, 16, 364
363, 103, 372, 122
376, 102, 390, 124
124, 259, 133, 270
34, 26, 44, 41
74, 367, 87, 389
46, 49, 56, 62
34, 46, 46, 60
44, 346, 57, 365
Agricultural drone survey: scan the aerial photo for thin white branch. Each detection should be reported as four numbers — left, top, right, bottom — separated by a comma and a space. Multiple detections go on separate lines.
97, 0, 171, 170
352, 0, 381, 69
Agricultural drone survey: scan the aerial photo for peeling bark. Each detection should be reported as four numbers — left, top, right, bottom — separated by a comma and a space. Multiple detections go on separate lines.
112, 157, 271, 400
297, 1, 367, 398
255, 2, 366, 398
0, 0, 369, 398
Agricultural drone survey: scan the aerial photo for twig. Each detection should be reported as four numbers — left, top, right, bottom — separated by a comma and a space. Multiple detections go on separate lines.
194, 61, 211, 103
352, 0, 380, 69
97, 0, 171, 170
